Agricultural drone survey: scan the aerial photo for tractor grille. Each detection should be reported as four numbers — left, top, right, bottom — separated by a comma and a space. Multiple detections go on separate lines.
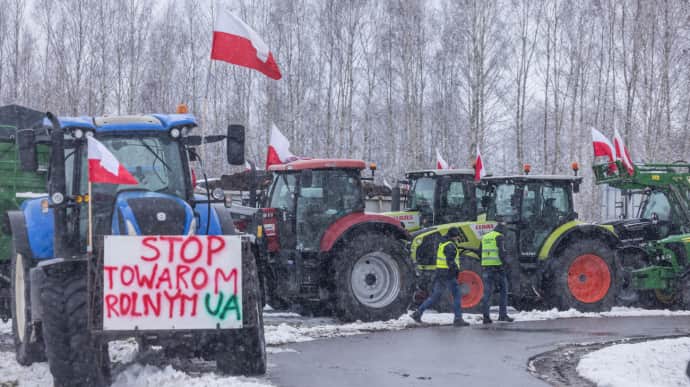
127, 197, 186, 235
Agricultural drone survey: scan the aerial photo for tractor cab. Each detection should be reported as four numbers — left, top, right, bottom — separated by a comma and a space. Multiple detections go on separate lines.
481, 175, 580, 260
386, 169, 477, 231
265, 159, 366, 252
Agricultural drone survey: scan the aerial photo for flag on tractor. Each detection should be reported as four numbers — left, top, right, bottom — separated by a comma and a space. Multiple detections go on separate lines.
613, 128, 635, 176
591, 128, 617, 173
266, 124, 297, 168
436, 148, 449, 169
211, 8, 282, 80
474, 145, 485, 182
87, 137, 137, 185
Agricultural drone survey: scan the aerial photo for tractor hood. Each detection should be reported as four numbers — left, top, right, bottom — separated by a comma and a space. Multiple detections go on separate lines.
600, 218, 657, 244
111, 191, 195, 236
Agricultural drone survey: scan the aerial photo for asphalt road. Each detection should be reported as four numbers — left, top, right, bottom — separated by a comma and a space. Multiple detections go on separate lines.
266, 315, 690, 387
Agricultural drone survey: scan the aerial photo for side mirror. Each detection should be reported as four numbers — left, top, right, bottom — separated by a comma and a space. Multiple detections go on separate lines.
16, 129, 37, 172
227, 124, 245, 165
301, 169, 313, 188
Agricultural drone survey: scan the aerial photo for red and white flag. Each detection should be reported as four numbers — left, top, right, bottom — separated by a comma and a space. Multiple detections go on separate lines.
87, 137, 138, 185
211, 8, 281, 80
436, 148, 449, 169
474, 145, 485, 182
266, 124, 296, 168
613, 128, 635, 176
591, 128, 617, 172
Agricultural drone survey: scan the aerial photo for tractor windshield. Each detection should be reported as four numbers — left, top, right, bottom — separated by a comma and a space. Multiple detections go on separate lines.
408, 176, 435, 212
640, 191, 671, 222
82, 135, 187, 199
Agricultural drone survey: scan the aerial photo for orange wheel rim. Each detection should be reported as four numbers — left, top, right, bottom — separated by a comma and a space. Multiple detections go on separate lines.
567, 254, 611, 303
457, 270, 484, 309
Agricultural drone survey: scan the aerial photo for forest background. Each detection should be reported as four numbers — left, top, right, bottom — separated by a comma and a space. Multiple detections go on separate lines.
0, 0, 688, 220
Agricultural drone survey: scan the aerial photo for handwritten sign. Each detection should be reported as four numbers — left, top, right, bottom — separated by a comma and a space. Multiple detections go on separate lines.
102, 235, 243, 331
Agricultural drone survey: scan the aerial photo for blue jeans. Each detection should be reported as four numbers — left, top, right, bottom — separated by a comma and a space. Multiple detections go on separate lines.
481, 267, 509, 318
418, 276, 463, 319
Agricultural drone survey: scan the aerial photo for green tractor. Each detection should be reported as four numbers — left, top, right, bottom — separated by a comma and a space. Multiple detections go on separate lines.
384, 169, 479, 232
593, 161, 690, 307
410, 174, 620, 312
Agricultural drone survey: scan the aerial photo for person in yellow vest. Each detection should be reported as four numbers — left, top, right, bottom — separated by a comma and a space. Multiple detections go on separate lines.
411, 227, 469, 327
481, 221, 514, 324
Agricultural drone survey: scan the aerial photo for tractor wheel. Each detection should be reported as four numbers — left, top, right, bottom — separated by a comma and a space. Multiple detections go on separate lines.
40, 265, 109, 387
615, 249, 647, 306
435, 256, 484, 314
334, 233, 415, 322
10, 241, 45, 365
639, 288, 680, 309
216, 249, 266, 375
547, 240, 617, 312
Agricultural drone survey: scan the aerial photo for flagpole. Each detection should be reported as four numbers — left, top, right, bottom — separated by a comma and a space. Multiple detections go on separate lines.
87, 181, 93, 253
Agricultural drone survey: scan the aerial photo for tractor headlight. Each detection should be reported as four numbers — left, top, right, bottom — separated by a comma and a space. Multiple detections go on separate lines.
212, 187, 225, 201
85, 130, 94, 137
51, 192, 64, 205
170, 128, 181, 138
73, 128, 84, 139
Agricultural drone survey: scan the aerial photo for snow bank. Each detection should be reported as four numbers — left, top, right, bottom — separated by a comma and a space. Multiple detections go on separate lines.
577, 337, 690, 387
111, 364, 273, 387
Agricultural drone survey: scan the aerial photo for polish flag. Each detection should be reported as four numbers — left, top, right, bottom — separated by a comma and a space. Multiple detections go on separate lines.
266, 124, 296, 168
87, 137, 138, 185
591, 128, 617, 172
474, 145, 485, 182
613, 128, 635, 176
211, 8, 281, 80
436, 148, 449, 169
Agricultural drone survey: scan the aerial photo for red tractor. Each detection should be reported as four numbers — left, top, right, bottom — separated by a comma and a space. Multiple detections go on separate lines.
257, 159, 414, 322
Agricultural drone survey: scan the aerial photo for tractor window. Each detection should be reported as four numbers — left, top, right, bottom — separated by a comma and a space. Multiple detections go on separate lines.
409, 177, 435, 211
270, 173, 297, 210
438, 180, 474, 222
489, 183, 518, 219
641, 191, 671, 222
520, 184, 539, 222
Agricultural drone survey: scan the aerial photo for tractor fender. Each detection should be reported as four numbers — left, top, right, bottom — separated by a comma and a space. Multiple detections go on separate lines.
538, 221, 618, 260
211, 203, 237, 235
320, 213, 408, 253
4, 210, 33, 258
17, 198, 54, 259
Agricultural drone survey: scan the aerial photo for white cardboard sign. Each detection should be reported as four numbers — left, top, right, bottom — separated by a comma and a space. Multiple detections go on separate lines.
102, 235, 243, 331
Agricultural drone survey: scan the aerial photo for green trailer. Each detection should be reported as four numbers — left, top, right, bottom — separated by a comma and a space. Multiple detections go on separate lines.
0, 105, 49, 321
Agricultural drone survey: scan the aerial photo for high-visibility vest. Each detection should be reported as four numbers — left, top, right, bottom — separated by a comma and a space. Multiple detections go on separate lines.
436, 241, 460, 269
481, 230, 503, 267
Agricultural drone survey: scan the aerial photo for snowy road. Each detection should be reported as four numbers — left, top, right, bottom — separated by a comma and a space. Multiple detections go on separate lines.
2, 308, 690, 386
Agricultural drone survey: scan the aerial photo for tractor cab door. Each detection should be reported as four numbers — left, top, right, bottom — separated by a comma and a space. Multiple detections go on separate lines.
268, 172, 299, 250
437, 177, 476, 223
408, 176, 436, 227
638, 190, 677, 239
518, 183, 572, 258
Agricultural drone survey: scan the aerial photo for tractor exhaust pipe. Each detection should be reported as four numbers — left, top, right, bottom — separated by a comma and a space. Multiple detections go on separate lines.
46, 112, 70, 258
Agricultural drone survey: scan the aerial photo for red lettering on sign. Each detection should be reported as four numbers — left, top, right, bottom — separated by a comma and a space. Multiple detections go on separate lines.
143, 293, 161, 317
119, 293, 132, 315
141, 236, 160, 261
104, 266, 118, 290
191, 267, 209, 290
160, 236, 184, 262
206, 235, 226, 266
180, 236, 203, 264
105, 294, 119, 318
214, 268, 238, 294
134, 264, 157, 289
130, 292, 142, 317
120, 265, 135, 286
175, 265, 191, 289
156, 267, 172, 290
164, 289, 180, 318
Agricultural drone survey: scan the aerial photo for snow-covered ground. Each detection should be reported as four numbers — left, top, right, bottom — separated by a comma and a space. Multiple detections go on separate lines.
2, 307, 690, 386
577, 337, 690, 387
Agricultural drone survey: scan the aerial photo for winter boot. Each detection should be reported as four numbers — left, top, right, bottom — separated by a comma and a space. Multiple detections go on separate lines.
482, 315, 493, 324
453, 318, 469, 327
498, 315, 514, 322
411, 310, 423, 323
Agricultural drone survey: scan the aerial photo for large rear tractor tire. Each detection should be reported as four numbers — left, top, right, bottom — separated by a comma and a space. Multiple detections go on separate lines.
547, 240, 617, 312
334, 234, 415, 322
10, 242, 45, 365
40, 265, 109, 387
216, 249, 266, 375
615, 248, 647, 306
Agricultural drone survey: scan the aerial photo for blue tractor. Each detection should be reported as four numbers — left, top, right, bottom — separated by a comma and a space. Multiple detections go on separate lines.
6, 111, 265, 386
